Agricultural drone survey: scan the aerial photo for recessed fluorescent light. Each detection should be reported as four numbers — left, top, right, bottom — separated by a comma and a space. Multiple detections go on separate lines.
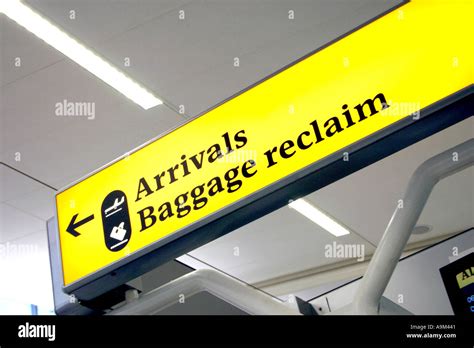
288, 199, 350, 237
0, 0, 162, 110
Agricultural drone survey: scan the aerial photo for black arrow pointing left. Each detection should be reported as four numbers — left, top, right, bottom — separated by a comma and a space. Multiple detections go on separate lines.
67, 213, 94, 237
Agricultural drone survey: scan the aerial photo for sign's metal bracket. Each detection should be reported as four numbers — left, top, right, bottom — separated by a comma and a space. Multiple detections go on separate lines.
351, 139, 474, 314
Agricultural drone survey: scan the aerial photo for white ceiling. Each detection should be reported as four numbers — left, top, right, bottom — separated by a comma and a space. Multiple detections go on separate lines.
1, 0, 472, 310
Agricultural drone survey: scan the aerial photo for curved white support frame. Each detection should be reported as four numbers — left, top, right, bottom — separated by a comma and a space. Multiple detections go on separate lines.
352, 138, 474, 314
110, 269, 300, 315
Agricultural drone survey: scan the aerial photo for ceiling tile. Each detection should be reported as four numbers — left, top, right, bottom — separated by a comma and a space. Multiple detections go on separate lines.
413, 167, 474, 242
0, 165, 45, 202
1, 104, 184, 189
0, 203, 46, 243
25, 0, 192, 47
6, 186, 56, 221
190, 204, 375, 284
98, 0, 401, 112
1, 58, 133, 153
1, 58, 184, 188
0, 16, 63, 87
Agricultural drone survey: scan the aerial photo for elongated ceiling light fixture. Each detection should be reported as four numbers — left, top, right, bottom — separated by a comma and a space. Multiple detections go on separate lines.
0, 0, 162, 110
289, 198, 350, 237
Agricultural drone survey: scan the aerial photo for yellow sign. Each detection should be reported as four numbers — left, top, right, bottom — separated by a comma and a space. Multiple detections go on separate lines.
56, 0, 472, 287
456, 267, 473, 289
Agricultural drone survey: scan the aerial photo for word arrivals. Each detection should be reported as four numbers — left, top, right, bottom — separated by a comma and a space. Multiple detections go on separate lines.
18, 322, 56, 341
135, 130, 247, 202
